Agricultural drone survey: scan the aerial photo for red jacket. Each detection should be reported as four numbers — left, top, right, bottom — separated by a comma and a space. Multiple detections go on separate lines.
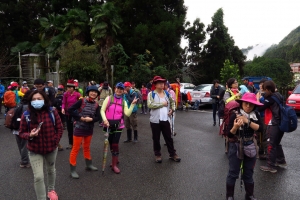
19, 108, 63, 155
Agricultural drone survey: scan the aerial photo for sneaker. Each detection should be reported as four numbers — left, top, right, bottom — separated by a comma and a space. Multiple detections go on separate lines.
155, 156, 162, 163
133, 139, 138, 143
47, 190, 58, 200
20, 163, 31, 168
260, 165, 277, 173
169, 154, 181, 162
275, 162, 287, 167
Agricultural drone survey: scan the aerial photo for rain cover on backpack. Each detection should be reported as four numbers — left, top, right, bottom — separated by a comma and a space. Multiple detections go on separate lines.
219, 101, 240, 136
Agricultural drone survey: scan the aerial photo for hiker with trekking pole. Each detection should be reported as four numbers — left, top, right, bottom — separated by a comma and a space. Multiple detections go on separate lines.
225, 93, 263, 200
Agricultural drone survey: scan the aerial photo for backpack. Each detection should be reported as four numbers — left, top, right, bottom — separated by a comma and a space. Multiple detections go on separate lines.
8, 104, 25, 130
219, 101, 240, 136
4, 91, 16, 108
4, 108, 17, 129
191, 100, 200, 110
132, 89, 142, 104
271, 96, 298, 133
23, 107, 56, 131
54, 94, 63, 111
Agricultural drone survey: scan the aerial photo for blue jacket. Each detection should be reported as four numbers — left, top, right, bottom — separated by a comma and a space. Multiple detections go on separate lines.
0, 84, 5, 98
124, 89, 138, 113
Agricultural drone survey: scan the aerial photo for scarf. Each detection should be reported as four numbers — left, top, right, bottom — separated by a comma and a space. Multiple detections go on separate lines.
240, 109, 258, 121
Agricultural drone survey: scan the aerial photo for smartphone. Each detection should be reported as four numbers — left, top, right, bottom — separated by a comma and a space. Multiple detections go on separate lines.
37, 122, 43, 130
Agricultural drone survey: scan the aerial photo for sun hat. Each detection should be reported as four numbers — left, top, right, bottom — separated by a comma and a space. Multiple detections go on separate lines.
116, 82, 125, 89
237, 93, 263, 106
151, 76, 166, 90
10, 82, 19, 87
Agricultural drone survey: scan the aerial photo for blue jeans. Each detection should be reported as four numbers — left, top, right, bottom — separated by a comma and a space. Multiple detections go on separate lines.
29, 148, 58, 200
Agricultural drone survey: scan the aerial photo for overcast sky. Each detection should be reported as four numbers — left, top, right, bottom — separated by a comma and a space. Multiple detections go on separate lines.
184, 0, 299, 49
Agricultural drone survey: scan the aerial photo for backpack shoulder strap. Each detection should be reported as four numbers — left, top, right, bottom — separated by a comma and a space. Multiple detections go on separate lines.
23, 110, 30, 131
78, 98, 86, 113
271, 96, 283, 109
164, 90, 170, 98
49, 107, 56, 126
152, 91, 155, 99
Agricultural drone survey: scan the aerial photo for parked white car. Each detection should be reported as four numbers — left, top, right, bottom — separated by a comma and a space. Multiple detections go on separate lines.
179, 83, 195, 93
190, 84, 225, 104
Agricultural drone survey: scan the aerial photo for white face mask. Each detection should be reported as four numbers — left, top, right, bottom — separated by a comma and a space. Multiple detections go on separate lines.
31, 100, 44, 109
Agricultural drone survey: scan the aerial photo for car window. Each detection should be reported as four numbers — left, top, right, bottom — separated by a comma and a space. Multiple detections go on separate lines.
194, 84, 211, 91
294, 86, 300, 94
184, 84, 195, 89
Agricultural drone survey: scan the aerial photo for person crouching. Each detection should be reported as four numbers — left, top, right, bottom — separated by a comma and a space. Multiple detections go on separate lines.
68, 85, 100, 179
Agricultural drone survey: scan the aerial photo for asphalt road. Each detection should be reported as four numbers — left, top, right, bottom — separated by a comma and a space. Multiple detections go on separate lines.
0, 107, 300, 200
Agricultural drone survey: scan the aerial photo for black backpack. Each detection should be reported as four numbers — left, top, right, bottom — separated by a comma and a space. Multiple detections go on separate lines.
54, 94, 63, 111
10, 104, 25, 130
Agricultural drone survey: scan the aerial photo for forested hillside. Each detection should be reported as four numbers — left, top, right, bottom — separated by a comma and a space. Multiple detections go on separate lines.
264, 26, 300, 62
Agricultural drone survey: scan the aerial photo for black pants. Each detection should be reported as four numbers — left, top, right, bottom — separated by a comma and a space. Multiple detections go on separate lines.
150, 121, 176, 157
66, 115, 74, 145
58, 111, 65, 124
142, 100, 148, 113
266, 125, 286, 167
212, 103, 219, 123
226, 143, 256, 185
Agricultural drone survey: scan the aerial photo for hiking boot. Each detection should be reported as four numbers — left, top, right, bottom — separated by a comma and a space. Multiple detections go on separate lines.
58, 143, 63, 151
47, 190, 58, 200
275, 162, 287, 167
133, 130, 138, 142
169, 154, 181, 162
111, 156, 120, 174
20, 163, 31, 168
259, 154, 267, 160
155, 156, 162, 163
260, 165, 277, 173
85, 159, 98, 171
124, 129, 132, 143
70, 164, 79, 179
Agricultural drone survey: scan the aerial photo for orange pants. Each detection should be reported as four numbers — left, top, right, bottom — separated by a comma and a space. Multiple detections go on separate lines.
70, 135, 92, 166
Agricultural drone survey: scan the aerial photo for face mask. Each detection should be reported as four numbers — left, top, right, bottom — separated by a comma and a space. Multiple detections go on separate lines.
31, 100, 44, 109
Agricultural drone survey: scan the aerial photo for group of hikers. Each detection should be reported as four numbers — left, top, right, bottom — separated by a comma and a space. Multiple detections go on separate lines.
0, 75, 295, 200
1, 76, 182, 200
210, 77, 293, 200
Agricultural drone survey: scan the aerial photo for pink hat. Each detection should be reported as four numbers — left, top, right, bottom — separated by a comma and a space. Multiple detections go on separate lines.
237, 93, 263, 106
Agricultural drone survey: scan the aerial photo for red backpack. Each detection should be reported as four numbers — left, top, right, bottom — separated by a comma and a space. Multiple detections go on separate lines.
4, 91, 16, 108
219, 101, 240, 136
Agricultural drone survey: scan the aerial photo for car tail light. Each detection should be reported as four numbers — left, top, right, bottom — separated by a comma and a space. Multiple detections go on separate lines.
204, 92, 210, 97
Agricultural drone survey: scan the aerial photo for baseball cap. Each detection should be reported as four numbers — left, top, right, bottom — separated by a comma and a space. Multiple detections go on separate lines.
47, 80, 53, 83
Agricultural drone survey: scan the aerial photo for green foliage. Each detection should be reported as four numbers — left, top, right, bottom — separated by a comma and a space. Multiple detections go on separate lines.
220, 60, 240, 84
243, 57, 293, 87
57, 40, 102, 82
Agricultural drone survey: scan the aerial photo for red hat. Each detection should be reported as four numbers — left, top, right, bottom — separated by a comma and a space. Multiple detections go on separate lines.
10, 82, 19, 87
67, 79, 75, 87
124, 82, 132, 87
58, 84, 64, 89
151, 76, 166, 90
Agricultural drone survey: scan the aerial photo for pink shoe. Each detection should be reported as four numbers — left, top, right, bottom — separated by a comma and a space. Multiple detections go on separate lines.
47, 190, 58, 200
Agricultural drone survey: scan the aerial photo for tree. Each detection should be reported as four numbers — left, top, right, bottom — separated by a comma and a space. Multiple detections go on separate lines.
107, 0, 187, 69
57, 40, 102, 82
220, 59, 240, 84
90, 2, 122, 82
243, 57, 293, 87
199, 8, 245, 84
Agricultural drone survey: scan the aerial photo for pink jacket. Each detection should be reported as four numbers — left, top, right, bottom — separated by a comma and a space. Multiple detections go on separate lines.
105, 96, 125, 129
62, 91, 81, 115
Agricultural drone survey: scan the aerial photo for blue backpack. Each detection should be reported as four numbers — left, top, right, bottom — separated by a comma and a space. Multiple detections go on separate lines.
271, 96, 297, 133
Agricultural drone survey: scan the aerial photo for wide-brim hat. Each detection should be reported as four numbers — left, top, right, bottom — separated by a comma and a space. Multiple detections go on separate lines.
10, 82, 19, 87
237, 93, 263, 106
151, 76, 166, 90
